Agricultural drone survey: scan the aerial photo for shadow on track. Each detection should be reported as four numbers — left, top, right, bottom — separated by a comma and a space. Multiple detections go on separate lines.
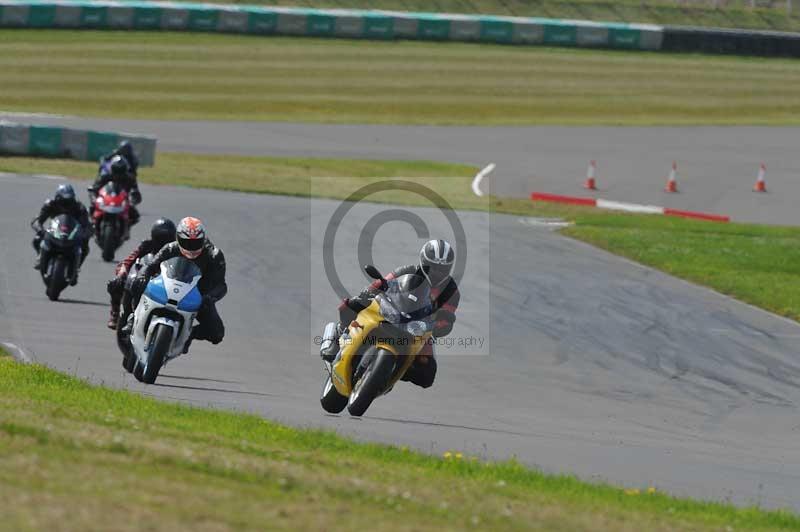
365, 415, 530, 437
57, 298, 109, 307
154, 382, 277, 398
160, 373, 243, 385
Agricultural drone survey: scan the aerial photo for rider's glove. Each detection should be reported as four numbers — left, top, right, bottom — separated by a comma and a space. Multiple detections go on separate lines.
131, 275, 148, 295
347, 296, 370, 312
433, 309, 456, 338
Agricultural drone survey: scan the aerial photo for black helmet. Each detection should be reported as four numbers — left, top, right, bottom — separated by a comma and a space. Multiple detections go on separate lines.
109, 155, 130, 179
118, 140, 134, 157
150, 218, 176, 248
419, 239, 454, 287
54, 183, 76, 203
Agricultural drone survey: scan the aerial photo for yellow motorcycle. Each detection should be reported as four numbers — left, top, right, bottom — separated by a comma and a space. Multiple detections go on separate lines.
320, 265, 435, 417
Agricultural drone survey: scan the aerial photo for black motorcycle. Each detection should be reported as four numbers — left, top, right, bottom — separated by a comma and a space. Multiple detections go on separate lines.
32, 214, 83, 301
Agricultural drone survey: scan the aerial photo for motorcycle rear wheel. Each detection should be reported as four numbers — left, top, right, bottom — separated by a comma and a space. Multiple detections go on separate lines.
347, 349, 395, 417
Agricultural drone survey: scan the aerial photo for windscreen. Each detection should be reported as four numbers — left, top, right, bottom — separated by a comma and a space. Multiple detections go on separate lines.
161, 256, 201, 283
379, 275, 434, 324
49, 214, 77, 239
103, 180, 124, 195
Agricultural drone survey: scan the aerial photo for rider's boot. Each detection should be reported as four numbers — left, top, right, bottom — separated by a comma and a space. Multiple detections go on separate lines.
182, 327, 198, 354
33, 254, 41, 270
320, 322, 344, 363
120, 313, 134, 335
107, 304, 120, 330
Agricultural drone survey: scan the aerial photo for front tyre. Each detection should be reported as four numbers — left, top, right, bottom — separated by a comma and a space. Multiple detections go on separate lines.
320, 375, 348, 414
101, 221, 116, 262
142, 324, 172, 384
46, 257, 68, 301
347, 349, 395, 417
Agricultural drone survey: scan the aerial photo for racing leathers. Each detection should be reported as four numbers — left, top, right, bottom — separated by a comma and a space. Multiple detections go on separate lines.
135, 240, 227, 345
32, 198, 91, 267
337, 265, 460, 388
106, 238, 166, 329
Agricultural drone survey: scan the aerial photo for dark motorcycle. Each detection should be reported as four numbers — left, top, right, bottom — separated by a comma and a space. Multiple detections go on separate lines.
32, 214, 83, 301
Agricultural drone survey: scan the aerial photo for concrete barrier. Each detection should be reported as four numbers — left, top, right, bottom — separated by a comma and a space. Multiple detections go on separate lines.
0, 121, 157, 165
0, 0, 665, 52
3, 1, 795, 56
662, 26, 800, 57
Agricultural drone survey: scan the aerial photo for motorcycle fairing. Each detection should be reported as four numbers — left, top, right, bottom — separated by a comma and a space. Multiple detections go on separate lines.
130, 258, 202, 366
144, 277, 169, 305
331, 299, 430, 397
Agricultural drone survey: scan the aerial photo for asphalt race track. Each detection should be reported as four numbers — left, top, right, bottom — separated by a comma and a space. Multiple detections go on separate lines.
4, 114, 800, 225
3, 172, 800, 511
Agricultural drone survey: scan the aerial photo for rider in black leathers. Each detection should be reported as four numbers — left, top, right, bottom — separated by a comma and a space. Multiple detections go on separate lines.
106, 141, 140, 176
105, 218, 176, 330
88, 147, 141, 230
131, 217, 227, 348
32, 184, 91, 271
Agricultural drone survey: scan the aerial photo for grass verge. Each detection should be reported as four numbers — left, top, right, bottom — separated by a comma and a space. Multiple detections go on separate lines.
1, 350, 798, 530
0, 153, 476, 196
6, 153, 800, 323
2, 31, 799, 125
188, 0, 800, 33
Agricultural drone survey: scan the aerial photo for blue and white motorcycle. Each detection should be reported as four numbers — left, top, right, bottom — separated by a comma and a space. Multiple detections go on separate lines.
127, 256, 203, 384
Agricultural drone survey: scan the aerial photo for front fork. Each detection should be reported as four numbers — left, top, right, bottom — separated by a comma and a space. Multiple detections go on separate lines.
71, 246, 83, 282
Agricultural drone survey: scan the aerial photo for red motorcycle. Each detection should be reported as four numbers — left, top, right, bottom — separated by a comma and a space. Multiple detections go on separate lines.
93, 181, 130, 262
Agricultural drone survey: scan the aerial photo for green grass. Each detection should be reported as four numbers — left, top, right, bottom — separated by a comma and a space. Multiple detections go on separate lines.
7, 152, 800, 323
0, 153, 476, 196
195, 0, 800, 33
2, 30, 799, 125
1, 352, 798, 530
562, 214, 800, 321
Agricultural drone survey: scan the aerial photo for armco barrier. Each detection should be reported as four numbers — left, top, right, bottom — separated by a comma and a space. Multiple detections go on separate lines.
662, 26, 800, 57
0, 121, 157, 166
0, 0, 665, 51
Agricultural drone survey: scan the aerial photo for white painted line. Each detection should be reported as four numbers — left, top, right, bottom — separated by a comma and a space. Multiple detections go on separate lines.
596, 199, 664, 215
0, 341, 33, 364
519, 217, 572, 228
471, 163, 495, 197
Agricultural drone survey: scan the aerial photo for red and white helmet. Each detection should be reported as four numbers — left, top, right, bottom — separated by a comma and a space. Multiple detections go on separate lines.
176, 216, 206, 259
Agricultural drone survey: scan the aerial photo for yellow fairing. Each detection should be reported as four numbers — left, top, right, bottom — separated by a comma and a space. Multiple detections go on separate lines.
331, 299, 432, 397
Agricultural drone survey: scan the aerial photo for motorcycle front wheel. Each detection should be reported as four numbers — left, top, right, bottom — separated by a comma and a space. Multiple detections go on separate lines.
320, 374, 348, 414
347, 349, 395, 417
142, 324, 172, 384
101, 221, 116, 262
46, 257, 68, 301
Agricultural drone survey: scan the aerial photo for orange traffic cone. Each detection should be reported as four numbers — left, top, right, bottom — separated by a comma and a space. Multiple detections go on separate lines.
753, 163, 767, 193
584, 160, 597, 190
664, 161, 678, 193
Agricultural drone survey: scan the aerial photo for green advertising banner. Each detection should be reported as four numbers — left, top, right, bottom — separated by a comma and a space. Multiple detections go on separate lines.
28, 126, 63, 157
